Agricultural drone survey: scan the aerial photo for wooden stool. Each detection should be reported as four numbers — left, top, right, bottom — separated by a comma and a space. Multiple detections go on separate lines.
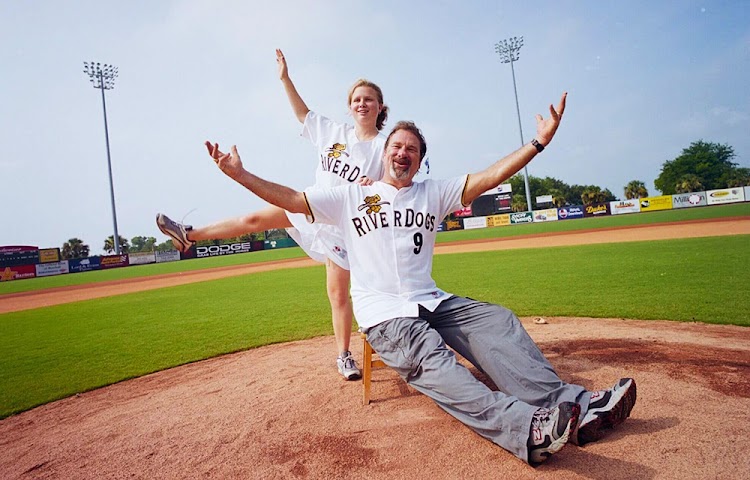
361, 332, 386, 405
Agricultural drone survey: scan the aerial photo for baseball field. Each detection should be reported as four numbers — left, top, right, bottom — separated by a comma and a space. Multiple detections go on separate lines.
1, 203, 749, 478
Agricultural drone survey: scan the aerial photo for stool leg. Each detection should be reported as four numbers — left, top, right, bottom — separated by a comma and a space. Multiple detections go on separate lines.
362, 335, 372, 405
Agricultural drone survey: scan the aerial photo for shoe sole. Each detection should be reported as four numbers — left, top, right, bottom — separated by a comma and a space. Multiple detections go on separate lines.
530, 403, 581, 465
156, 214, 190, 253
578, 379, 637, 445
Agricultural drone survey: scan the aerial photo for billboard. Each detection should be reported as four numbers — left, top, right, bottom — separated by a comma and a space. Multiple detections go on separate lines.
39, 248, 61, 263
155, 250, 181, 263
533, 208, 558, 222
35, 261, 70, 277
706, 188, 745, 205
486, 214, 510, 227
610, 200, 641, 215
129, 252, 156, 265
745, 186, 750, 201
463, 217, 488, 230
453, 206, 473, 218
0, 265, 36, 281
100, 254, 129, 269
639, 195, 673, 212
69, 257, 101, 273
510, 212, 533, 224
672, 191, 707, 209
557, 206, 585, 220
0, 246, 39, 267
442, 218, 464, 231
583, 203, 610, 217
197, 242, 254, 258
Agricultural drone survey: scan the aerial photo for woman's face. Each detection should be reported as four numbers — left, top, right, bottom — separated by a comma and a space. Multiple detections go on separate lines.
349, 86, 382, 127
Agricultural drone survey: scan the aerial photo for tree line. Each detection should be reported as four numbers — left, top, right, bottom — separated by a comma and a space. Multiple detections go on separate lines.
506, 140, 748, 210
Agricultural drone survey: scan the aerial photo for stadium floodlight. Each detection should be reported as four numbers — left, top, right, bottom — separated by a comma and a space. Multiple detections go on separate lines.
495, 36, 533, 213
83, 61, 121, 254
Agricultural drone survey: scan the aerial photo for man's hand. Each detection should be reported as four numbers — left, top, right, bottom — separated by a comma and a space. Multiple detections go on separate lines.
205, 141, 245, 181
534, 92, 567, 146
276, 48, 289, 81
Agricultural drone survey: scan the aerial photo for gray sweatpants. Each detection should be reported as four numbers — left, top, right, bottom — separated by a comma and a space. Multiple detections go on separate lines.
365, 296, 590, 463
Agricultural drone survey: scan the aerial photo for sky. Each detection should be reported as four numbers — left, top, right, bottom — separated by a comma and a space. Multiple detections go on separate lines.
1, 0, 748, 255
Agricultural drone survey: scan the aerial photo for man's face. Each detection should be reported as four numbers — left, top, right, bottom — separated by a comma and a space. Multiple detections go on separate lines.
383, 129, 421, 187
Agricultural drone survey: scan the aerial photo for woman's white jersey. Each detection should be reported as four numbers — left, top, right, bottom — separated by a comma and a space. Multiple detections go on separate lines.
285, 111, 385, 269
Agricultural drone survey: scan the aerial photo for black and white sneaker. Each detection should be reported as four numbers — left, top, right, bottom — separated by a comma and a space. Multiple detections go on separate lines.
336, 351, 361, 380
156, 213, 194, 252
528, 402, 581, 465
576, 378, 637, 445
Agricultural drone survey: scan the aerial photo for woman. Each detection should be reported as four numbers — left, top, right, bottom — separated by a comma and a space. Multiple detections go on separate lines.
157, 49, 388, 380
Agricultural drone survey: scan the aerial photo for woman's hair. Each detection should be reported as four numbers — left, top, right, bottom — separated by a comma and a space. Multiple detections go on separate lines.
347, 79, 389, 131
385, 121, 427, 161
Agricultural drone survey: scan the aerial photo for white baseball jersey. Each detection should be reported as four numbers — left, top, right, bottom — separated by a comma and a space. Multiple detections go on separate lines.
304, 176, 469, 329
286, 111, 386, 269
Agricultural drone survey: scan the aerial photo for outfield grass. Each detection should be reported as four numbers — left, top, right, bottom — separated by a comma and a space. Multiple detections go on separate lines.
2, 202, 747, 296
1, 234, 747, 418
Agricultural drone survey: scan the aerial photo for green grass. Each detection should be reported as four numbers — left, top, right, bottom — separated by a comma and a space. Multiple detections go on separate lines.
436, 202, 750, 243
1, 234, 747, 418
0, 247, 307, 295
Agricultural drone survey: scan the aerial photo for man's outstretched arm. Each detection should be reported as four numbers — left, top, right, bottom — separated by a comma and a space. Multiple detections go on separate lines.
205, 141, 310, 215
462, 92, 567, 205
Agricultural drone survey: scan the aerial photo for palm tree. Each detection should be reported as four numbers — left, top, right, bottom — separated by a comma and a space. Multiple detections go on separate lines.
61, 238, 90, 259
511, 196, 528, 212
624, 180, 649, 199
581, 187, 608, 206
674, 174, 704, 194
103, 235, 130, 254
549, 188, 566, 208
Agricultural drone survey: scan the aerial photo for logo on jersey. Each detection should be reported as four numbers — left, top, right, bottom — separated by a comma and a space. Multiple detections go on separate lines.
326, 143, 349, 158
357, 195, 391, 214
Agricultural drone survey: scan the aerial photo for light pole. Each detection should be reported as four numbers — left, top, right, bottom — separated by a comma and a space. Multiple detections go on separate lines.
83, 61, 121, 254
495, 36, 533, 213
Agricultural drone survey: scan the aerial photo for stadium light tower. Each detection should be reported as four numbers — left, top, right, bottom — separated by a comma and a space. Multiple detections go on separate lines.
495, 36, 533, 213
83, 61, 121, 254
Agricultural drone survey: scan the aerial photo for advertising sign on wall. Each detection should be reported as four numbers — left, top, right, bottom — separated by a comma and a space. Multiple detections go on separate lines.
100, 254, 129, 269
744, 186, 750, 202
672, 191, 707, 209
35, 261, 70, 277
639, 195, 673, 212
583, 203, 610, 217
510, 212, 533, 224
706, 188, 745, 205
442, 218, 464, 231
0, 265, 36, 281
39, 248, 61, 263
453, 206, 473, 218
155, 250, 181, 263
463, 217, 488, 230
486, 214, 511, 227
610, 200, 641, 215
533, 208, 558, 222
557, 206, 585, 220
129, 252, 156, 265
197, 242, 254, 258
0, 246, 40, 267
69, 257, 101, 273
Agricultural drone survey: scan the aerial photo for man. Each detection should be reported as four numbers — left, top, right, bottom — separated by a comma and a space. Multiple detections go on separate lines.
204, 92, 636, 466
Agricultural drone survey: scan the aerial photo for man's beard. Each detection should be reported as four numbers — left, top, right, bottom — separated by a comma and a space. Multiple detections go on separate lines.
389, 162, 411, 180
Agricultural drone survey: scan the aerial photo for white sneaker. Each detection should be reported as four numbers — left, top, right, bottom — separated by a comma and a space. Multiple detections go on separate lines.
336, 351, 361, 380
528, 402, 581, 465
577, 378, 637, 445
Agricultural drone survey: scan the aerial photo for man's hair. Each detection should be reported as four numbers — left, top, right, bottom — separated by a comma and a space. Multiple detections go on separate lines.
385, 121, 428, 161
347, 79, 389, 131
